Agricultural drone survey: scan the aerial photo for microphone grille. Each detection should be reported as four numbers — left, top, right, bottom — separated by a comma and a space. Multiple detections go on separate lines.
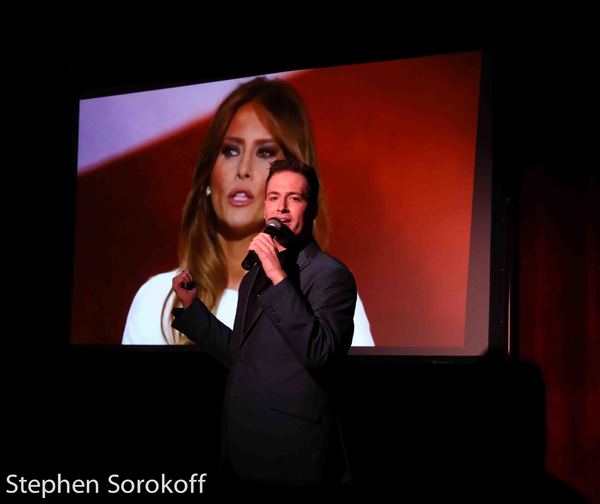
265, 217, 283, 230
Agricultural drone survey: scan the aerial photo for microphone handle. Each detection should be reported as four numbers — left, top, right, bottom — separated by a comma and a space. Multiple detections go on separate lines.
183, 280, 197, 291
241, 221, 282, 271
241, 250, 259, 271
264, 225, 279, 237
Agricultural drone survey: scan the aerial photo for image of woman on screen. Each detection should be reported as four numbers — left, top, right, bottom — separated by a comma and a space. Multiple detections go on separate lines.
122, 77, 373, 345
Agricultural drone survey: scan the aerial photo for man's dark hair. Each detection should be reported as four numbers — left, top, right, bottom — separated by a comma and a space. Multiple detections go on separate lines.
266, 158, 319, 219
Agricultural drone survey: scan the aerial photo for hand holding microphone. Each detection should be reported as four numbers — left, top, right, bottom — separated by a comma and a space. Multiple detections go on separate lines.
243, 218, 292, 285
242, 218, 287, 270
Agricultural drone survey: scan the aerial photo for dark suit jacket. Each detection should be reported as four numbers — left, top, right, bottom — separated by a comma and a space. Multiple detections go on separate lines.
172, 239, 356, 487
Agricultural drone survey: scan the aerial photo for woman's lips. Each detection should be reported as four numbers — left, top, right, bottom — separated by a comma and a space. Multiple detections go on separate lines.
228, 189, 254, 207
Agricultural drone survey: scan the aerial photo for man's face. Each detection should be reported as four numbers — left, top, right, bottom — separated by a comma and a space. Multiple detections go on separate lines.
264, 171, 309, 237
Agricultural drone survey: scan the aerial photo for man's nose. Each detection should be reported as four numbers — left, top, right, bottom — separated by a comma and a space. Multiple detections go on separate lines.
278, 200, 290, 213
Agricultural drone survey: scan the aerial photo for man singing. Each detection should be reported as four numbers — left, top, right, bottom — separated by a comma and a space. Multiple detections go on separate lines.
172, 158, 356, 491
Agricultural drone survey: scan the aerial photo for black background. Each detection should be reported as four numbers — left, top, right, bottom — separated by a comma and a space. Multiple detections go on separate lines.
3, 25, 592, 501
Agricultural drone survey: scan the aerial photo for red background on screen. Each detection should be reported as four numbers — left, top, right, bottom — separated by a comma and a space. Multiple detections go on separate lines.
72, 51, 482, 346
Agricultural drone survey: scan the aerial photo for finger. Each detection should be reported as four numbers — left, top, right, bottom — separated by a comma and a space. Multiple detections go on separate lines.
254, 241, 280, 266
183, 280, 197, 291
256, 233, 278, 252
253, 238, 275, 255
182, 271, 196, 290
248, 235, 263, 250
260, 231, 276, 241
176, 270, 192, 288
249, 236, 270, 254
252, 245, 271, 264
259, 234, 276, 250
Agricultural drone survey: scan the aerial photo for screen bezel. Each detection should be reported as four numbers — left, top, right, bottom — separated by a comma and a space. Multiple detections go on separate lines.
64, 46, 513, 362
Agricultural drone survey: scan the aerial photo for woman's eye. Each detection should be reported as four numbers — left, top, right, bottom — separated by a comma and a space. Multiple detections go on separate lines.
221, 144, 239, 158
257, 147, 278, 159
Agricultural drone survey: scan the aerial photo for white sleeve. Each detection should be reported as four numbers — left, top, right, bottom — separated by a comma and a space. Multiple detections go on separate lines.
122, 273, 173, 345
351, 292, 375, 346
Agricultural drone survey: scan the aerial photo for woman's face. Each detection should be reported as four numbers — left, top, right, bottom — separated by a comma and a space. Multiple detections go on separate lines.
210, 103, 284, 237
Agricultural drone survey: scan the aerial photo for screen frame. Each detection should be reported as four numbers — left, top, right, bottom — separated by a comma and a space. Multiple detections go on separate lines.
64, 46, 514, 362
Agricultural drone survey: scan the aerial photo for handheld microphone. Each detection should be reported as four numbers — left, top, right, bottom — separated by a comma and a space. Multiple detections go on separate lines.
183, 280, 197, 291
241, 218, 285, 271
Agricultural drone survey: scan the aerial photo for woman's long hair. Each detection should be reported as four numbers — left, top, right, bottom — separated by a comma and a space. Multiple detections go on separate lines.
163, 77, 329, 343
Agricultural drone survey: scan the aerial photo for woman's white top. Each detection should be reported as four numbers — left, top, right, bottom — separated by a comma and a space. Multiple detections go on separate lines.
122, 271, 374, 346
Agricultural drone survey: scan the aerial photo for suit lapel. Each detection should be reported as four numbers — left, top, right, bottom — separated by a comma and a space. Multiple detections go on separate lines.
243, 302, 264, 343
235, 265, 261, 350
239, 239, 322, 347
296, 239, 320, 273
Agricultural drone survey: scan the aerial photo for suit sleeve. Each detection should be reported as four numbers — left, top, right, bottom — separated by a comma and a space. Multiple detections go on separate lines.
257, 263, 356, 370
171, 299, 232, 368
